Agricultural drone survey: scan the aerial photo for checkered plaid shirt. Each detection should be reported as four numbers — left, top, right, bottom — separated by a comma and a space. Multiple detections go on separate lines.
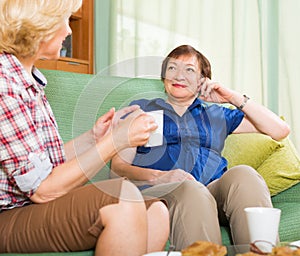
0, 53, 66, 211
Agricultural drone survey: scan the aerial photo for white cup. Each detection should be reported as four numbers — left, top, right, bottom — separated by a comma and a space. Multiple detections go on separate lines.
244, 207, 281, 252
145, 110, 164, 147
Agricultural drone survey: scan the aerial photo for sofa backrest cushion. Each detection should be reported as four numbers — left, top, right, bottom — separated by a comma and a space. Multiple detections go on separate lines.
44, 70, 165, 141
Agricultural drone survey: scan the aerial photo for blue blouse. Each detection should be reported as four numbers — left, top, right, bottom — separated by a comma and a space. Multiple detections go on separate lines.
131, 98, 244, 185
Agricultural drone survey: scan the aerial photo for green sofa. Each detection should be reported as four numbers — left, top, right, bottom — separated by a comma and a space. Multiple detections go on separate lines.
5, 69, 300, 254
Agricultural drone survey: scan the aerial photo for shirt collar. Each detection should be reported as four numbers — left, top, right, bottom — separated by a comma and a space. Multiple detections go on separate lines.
32, 66, 47, 87
188, 98, 205, 110
153, 97, 206, 112
1, 53, 47, 91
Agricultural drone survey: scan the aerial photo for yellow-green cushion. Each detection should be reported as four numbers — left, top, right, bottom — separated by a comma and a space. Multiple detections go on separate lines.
223, 133, 300, 196
222, 133, 282, 170
257, 137, 300, 196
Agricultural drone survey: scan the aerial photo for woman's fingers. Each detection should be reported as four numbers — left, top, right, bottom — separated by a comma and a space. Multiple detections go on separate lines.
112, 109, 158, 149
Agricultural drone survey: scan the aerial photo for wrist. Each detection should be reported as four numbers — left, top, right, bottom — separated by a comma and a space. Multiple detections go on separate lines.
149, 170, 162, 185
96, 132, 123, 158
93, 134, 119, 165
237, 95, 250, 110
230, 93, 250, 110
89, 129, 97, 143
110, 131, 128, 153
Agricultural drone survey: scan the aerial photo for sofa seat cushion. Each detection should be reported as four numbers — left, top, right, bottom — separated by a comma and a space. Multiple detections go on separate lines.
273, 201, 300, 242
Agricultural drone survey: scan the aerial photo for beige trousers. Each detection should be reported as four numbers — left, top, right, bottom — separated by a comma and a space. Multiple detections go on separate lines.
142, 165, 272, 250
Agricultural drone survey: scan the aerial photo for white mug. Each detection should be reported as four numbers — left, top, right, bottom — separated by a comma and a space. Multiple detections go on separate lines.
145, 110, 164, 147
244, 207, 281, 252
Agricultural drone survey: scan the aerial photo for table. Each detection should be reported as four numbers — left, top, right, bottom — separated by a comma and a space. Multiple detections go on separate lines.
226, 244, 251, 256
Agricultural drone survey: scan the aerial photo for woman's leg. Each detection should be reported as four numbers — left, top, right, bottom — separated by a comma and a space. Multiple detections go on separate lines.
208, 165, 272, 244
146, 201, 170, 252
1, 178, 168, 254
142, 180, 221, 250
95, 180, 147, 255
95, 180, 169, 256
0, 179, 122, 252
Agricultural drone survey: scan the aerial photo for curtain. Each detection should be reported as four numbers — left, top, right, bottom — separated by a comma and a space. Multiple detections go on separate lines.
95, 0, 300, 151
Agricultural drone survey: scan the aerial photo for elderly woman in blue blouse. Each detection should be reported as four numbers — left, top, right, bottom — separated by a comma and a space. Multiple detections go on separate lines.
111, 44, 290, 250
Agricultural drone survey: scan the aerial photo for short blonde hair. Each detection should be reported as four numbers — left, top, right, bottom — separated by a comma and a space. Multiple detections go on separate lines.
0, 0, 82, 58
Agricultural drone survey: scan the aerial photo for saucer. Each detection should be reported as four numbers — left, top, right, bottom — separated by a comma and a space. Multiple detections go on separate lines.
143, 251, 181, 256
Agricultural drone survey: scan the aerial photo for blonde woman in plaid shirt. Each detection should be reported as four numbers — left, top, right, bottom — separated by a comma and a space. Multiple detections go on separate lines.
0, 0, 169, 254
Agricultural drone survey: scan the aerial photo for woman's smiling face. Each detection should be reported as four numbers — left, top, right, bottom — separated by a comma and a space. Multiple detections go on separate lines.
164, 54, 202, 104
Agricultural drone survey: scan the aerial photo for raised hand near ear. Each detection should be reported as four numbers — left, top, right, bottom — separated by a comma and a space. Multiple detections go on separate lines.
199, 77, 234, 104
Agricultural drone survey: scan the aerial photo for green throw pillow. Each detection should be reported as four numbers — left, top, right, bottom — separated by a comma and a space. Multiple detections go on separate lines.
222, 133, 282, 170
257, 137, 300, 196
223, 133, 300, 196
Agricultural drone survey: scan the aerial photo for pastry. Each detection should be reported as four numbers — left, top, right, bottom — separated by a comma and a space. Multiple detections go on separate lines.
181, 240, 227, 256
237, 246, 300, 256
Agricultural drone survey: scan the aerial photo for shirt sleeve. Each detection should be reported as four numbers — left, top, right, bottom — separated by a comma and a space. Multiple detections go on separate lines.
0, 94, 50, 195
222, 107, 244, 134
129, 99, 147, 109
